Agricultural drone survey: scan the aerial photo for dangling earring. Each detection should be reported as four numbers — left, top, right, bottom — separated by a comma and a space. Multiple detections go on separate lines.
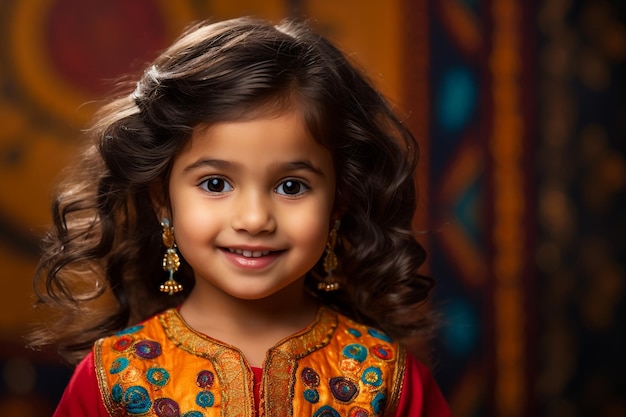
318, 219, 341, 292
160, 218, 183, 295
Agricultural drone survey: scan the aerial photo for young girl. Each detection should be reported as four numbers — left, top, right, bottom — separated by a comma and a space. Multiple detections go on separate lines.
34, 17, 452, 417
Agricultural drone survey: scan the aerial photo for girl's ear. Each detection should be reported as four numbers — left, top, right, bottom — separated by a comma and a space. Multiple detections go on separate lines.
150, 181, 171, 221
331, 199, 347, 222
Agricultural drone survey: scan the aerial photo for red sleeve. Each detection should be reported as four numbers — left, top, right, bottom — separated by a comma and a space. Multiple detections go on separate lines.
53, 351, 110, 417
395, 353, 453, 417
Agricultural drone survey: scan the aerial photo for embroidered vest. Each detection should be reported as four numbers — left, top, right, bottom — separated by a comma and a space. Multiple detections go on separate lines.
95, 307, 406, 416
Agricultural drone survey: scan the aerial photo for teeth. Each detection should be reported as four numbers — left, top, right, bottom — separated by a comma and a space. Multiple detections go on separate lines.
228, 248, 270, 257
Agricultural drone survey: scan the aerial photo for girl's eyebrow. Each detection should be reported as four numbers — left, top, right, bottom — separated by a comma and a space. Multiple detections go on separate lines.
182, 159, 234, 173
183, 159, 326, 177
281, 161, 326, 177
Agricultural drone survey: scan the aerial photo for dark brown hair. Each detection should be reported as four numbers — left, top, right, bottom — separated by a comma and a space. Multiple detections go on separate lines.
32, 17, 433, 363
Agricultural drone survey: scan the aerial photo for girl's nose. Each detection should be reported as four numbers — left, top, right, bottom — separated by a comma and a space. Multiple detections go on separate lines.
231, 190, 276, 235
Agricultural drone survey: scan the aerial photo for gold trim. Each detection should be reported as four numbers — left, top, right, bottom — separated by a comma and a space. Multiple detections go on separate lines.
262, 307, 338, 416
160, 309, 255, 417
161, 306, 338, 417
384, 344, 407, 416
94, 338, 124, 416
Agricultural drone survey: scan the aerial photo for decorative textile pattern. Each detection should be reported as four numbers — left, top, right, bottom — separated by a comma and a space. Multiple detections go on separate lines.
95, 307, 406, 416
96, 320, 236, 417
413, 0, 535, 416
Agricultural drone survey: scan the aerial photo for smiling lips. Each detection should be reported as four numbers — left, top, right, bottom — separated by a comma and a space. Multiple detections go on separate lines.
227, 248, 271, 258
222, 247, 282, 269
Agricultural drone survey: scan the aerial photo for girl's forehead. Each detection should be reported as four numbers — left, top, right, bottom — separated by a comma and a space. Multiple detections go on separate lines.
175, 111, 333, 170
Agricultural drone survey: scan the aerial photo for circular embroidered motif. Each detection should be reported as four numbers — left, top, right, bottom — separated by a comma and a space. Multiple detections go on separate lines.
367, 328, 392, 343
329, 376, 359, 403
371, 392, 387, 414
134, 340, 162, 359
196, 370, 215, 389
123, 385, 152, 414
111, 383, 123, 403
146, 367, 170, 387
339, 359, 361, 375
313, 405, 341, 417
120, 366, 141, 384
113, 335, 134, 352
117, 325, 144, 336
154, 397, 180, 417
361, 367, 383, 387
342, 343, 368, 363
110, 357, 129, 374
196, 391, 215, 408
303, 388, 320, 403
182, 412, 204, 417
349, 406, 369, 417
347, 328, 362, 338
370, 344, 394, 361
301, 367, 320, 387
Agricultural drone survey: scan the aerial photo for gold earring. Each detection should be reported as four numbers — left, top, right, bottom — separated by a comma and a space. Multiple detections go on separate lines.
160, 218, 183, 295
318, 219, 340, 292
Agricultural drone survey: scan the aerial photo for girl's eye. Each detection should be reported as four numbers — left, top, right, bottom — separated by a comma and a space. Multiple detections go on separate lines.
275, 179, 308, 196
199, 177, 233, 193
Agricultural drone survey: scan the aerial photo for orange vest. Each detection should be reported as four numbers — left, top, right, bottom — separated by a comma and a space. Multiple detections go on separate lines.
95, 307, 406, 416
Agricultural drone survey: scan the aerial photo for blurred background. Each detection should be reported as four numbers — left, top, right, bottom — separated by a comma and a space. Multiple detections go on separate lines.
0, 0, 624, 416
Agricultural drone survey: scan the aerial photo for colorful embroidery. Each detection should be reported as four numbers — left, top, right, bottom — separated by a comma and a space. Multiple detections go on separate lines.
113, 335, 133, 351
370, 344, 394, 361
134, 340, 162, 359
301, 367, 321, 387
161, 312, 255, 417
367, 328, 392, 343
371, 391, 387, 414
146, 367, 170, 387
117, 325, 144, 336
111, 383, 123, 403
98, 323, 226, 416
196, 370, 214, 389
123, 385, 152, 414
349, 406, 369, 417
304, 388, 320, 403
119, 366, 141, 384
195, 369, 216, 410
329, 376, 359, 402
361, 367, 383, 388
342, 343, 368, 362
95, 307, 406, 417
340, 358, 362, 375
196, 391, 215, 408
154, 397, 180, 416
347, 328, 362, 337
313, 405, 341, 417
110, 357, 129, 374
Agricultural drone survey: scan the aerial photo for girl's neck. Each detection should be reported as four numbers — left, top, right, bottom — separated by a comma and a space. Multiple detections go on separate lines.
178, 279, 319, 365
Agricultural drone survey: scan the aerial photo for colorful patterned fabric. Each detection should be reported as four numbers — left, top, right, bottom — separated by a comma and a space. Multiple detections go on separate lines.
94, 307, 406, 416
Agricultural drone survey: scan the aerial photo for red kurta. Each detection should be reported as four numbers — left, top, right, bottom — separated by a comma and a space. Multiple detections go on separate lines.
54, 308, 452, 417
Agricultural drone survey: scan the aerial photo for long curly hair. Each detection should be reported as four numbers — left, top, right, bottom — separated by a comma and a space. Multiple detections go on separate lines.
32, 17, 434, 363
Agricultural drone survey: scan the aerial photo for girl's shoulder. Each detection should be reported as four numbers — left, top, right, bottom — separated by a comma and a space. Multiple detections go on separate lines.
94, 308, 173, 356
328, 307, 401, 348
311, 306, 406, 367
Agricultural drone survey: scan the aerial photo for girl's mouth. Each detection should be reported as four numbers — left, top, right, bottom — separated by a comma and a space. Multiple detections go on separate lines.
221, 247, 283, 270
226, 248, 271, 258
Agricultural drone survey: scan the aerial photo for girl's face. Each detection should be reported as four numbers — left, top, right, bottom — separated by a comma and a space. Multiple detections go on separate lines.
165, 111, 336, 303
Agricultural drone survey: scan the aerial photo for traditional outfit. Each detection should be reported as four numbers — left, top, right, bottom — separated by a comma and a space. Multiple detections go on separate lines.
54, 307, 452, 416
